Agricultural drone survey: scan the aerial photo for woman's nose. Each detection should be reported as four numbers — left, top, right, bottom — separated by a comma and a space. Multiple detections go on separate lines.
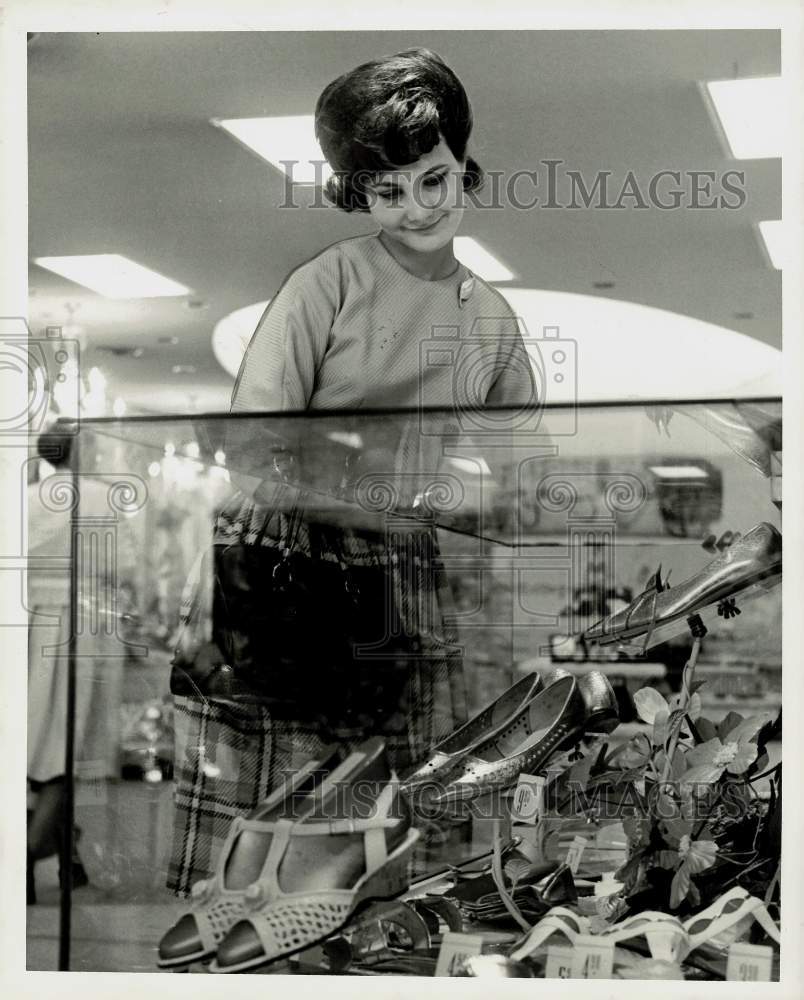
404, 187, 438, 223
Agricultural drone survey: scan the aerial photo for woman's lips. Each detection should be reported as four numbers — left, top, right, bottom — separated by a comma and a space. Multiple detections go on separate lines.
405, 216, 444, 232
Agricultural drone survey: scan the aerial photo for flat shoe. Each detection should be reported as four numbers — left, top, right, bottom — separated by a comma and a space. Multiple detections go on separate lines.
432, 673, 617, 805
400, 671, 544, 793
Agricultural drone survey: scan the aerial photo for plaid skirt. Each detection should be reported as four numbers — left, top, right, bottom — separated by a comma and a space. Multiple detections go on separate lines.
166, 494, 467, 897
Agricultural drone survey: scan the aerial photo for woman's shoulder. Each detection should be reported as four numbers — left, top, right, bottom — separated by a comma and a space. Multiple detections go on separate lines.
275, 234, 376, 298
469, 273, 518, 319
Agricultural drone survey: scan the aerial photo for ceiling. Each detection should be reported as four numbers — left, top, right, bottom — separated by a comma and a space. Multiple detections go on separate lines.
27, 30, 781, 414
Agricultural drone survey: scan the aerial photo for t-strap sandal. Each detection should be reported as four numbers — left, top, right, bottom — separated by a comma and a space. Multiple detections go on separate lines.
210, 775, 418, 973
157, 744, 342, 968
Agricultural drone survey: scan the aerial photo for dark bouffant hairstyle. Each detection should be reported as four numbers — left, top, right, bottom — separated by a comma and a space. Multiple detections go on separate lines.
314, 47, 483, 213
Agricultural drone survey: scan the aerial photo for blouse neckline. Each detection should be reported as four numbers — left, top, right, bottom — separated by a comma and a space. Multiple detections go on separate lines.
370, 231, 468, 285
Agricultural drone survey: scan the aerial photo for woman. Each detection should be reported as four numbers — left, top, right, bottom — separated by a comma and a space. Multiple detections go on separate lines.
167, 47, 537, 896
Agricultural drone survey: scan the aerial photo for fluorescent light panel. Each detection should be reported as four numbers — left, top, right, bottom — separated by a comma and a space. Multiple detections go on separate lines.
648, 466, 709, 479
214, 115, 332, 185
758, 220, 784, 270
34, 254, 190, 299
454, 237, 515, 282
705, 77, 783, 159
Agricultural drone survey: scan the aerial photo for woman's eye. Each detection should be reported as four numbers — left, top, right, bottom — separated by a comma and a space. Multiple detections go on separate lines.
424, 174, 446, 187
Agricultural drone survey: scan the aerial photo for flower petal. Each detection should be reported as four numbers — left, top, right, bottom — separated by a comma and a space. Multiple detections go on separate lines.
686, 839, 718, 873
634, 687, 668, 725
684, 738, 722, 768
726, 742, 758, 775
683, 763, 724, 786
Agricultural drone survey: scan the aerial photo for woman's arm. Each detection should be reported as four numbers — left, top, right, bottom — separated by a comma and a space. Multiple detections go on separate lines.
226, 256, 339, 502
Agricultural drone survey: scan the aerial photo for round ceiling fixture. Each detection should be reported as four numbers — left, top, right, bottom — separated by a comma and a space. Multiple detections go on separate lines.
499, 288, 781, 401
212, 301, 269, 378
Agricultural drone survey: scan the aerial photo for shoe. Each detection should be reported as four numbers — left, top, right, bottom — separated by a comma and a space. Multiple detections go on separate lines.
582, 522, 781, 649
157, 744, 342, 968
431, 672, 618, 805
400, 671, 544, 793
210, 739, 418, 973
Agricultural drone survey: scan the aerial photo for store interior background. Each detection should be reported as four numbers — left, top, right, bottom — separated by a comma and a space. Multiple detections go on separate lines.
25, 30, 782, 971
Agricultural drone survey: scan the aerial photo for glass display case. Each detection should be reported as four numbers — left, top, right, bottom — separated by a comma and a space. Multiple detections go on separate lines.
25, 397, 782, 977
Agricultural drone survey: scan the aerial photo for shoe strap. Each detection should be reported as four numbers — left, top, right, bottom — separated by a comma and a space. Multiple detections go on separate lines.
243, 776, 403, 900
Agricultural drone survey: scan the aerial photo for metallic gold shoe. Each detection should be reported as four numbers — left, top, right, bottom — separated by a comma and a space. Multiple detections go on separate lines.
400, 671, 544, 793
156, 744, 343, 968
432, 673, 616, 805
582, 522, 781, 650
210, 740, 417, 974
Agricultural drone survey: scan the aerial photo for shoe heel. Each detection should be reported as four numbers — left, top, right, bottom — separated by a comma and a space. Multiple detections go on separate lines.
578, 671, 620, 734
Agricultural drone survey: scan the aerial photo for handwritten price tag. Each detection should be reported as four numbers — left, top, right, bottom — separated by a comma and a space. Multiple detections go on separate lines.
434, 931, 485, 977
726, 942, 773, 982
565, 835, 589, 875
509, 773, 546, 824
570, 934, 614, 979
544, 944, 574, 978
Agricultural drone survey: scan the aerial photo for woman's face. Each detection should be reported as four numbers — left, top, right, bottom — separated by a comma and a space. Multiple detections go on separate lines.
364, 137, 465, 254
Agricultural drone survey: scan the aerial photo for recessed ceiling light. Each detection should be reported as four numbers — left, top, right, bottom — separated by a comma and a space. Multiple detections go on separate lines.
34, 254, 190, 299
213, 115, 332, 185
454, 237, 514, 282
704, 76, 783, 159
758, 220, 784, 270
171, 364, 196, 375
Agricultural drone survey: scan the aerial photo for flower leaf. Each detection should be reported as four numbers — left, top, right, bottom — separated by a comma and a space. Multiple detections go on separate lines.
728, 712, 775, 746
687, 693, 703, 722
717, 711, 745, 740
691, 716, 718, 743
634, 687, 668, 725
655, 850, 680, 870
652, 708, 670, 747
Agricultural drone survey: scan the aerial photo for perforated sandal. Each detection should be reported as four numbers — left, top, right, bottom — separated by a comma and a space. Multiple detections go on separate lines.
210, 745, 418, 973
157, 744, 343, 968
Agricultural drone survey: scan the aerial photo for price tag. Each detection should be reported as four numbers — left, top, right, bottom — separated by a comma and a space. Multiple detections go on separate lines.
726, 942, 773, 982
509, 773, 546, 824
544, 944, 574, 978
565, 835, 588, 874
434, 931, 485, 977
570, 934, 614, 979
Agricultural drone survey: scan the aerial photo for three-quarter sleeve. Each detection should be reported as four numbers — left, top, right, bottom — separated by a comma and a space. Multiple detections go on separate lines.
484, 314, 539, 410
230, 256, 339, 414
